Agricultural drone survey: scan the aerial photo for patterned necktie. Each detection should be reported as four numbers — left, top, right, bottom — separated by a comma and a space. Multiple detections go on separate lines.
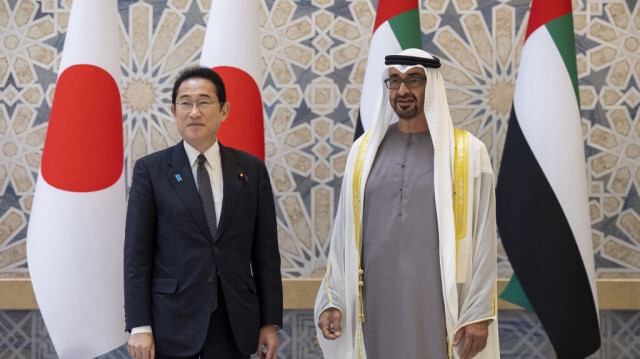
197, 154, 218, 311
197, 154, 218, 238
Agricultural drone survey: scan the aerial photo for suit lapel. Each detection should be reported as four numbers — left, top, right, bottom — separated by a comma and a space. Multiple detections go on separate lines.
216, 143, 242, 243
166, 142, 213, 242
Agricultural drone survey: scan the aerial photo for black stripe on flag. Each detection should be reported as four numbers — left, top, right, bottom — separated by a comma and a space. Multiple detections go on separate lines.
497, 106, 601, 358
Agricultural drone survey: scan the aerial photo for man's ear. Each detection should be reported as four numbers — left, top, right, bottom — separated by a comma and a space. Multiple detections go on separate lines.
170, 104, 176, 117
221, 102, 230, 122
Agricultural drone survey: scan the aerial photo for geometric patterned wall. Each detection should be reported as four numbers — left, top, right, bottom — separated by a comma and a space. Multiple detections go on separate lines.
1, 0, 639, 358
0, 0, 639, 280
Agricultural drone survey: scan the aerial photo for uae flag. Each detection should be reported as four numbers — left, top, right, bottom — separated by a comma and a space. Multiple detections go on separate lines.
496, 0, 601, 357
353, 0, 421, 139
27, 0, 128, 357
200, 0, 264, 159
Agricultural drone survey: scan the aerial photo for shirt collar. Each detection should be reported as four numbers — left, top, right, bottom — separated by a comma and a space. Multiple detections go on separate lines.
183, 140, 220, 168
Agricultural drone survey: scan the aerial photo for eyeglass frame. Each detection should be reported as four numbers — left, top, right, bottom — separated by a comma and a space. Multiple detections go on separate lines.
383, 76, 427, 89
175, 99, 223, 112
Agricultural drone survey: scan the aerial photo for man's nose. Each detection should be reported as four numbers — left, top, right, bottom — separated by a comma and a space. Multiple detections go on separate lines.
189, 104, 202, 116
398, 81, 411, 94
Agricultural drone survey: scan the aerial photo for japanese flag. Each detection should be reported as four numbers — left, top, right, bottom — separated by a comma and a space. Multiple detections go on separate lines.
200, 0, 264, 159
27, 0, 128, 357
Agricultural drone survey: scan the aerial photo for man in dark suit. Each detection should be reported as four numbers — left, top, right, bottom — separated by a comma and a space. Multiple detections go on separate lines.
124, 67, 282, 359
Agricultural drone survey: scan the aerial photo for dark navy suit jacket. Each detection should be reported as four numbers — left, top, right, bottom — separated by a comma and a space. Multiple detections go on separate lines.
124, 141, 282, 356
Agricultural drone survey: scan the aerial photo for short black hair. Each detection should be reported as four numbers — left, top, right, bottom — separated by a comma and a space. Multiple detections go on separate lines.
172, 66, 226, 105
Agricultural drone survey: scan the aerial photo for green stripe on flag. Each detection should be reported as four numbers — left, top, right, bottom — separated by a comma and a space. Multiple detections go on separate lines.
500, 274, 534, 311
546, 13, 580, 107
388, 8, 422, 50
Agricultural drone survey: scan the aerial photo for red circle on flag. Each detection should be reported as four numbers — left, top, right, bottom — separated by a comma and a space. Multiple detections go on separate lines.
213, 66, 265, 160
42, 64, 123, 192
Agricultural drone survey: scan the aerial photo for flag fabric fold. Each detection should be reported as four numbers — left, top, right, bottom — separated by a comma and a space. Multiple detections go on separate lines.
200, 0, 264, 159
353, 0, 421, 139
497, 0, 601, 356
26, 0, 127, 357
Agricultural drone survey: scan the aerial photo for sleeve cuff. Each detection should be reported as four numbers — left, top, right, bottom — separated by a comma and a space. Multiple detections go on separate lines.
131, 325, 153, 334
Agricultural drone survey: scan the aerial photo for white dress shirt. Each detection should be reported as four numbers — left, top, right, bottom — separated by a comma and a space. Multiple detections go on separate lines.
131, 140, 224, 335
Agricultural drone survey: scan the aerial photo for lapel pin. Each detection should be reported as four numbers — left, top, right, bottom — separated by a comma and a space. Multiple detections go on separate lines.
238, 172, 248, 183
175, 174, 182, 182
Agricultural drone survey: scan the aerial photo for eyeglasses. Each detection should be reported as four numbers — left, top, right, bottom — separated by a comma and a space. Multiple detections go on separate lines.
176, 100, 221, 112
384, 76, 427, 89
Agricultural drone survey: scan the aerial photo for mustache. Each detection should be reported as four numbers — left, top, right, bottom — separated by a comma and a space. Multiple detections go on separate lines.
395, 95, 416, 102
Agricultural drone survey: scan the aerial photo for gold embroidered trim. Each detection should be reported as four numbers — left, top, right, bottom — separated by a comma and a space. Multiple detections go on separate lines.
325, 261, 333, 304
353, 130, 371, 252
454, 128, 469, 243
353, 129, 371, 359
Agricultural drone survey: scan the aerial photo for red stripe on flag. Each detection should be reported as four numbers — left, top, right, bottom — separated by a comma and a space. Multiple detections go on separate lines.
213, 66, 265, 160
374, 0, 418, 32
525, 0, 572, 40
42, 64, 123, 192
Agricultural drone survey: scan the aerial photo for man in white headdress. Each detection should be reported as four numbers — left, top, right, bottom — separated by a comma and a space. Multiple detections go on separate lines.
314, 49, 500, 359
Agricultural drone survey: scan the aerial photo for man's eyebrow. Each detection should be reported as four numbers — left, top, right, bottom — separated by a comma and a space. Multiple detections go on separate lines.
178, 93, 213, 99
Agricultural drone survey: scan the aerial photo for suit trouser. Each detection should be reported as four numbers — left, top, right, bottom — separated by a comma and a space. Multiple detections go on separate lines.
155, 277, 249, 359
